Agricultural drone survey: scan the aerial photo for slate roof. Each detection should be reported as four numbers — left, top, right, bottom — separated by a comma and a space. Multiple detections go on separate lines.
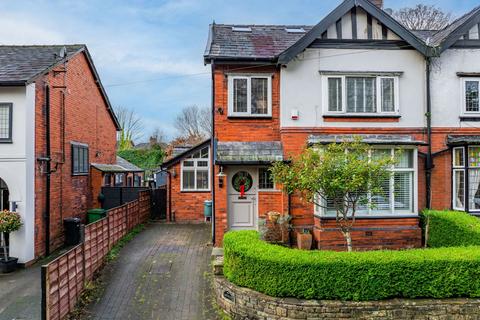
205, 24, 312, 61
161, 139, 211, 168
447, 135, 480, 146
0, 45, 84, 84
204, 2, 480, 61
308, 134, 427, 146
216, 141, 284, 164
92, 156, 144, 173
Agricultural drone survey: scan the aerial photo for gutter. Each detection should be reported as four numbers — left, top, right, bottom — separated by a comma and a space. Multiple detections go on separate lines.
211, 61, 216, 245
425, 57, 433, 209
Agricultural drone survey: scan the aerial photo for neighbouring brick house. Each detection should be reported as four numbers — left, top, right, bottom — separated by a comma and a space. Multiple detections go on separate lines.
0, 45, 122, 264
167, 0, 480, 250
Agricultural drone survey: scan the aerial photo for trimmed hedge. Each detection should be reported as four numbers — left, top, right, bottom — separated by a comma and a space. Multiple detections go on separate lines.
423, 210, 480, 248
224, 231, 480, 301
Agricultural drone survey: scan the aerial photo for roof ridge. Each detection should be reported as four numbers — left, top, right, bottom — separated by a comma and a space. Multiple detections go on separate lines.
0, 44, 85, 47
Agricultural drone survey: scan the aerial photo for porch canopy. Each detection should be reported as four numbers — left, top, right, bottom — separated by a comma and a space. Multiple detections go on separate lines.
216, 141, 284, 165
308, 134, 427, 146
447, 135, 480, 146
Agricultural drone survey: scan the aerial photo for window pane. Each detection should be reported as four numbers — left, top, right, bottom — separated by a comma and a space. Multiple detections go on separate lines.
196, 170, 209, 189
233, 78, 248, 113
394, 172, 413, 212
454, 170, 465, 210
372, 149, 391, 161
346, 77, 376, 113
466, 81, 479, 112
372, 177, 391, 214
73, 147, 79, 173
83, 148, 88, 172
395, 150, 413, 169
182, 170, 195, 189
469, 169, 480, 210
469, 147, 480, 168
259, 168, 274, 189
183, 160, 194, 167
251, 78, 268, 115
200, 147, 209, 158
328, 78, 342, 112
197, 160, 208, 167
0, 105, 10, 139
381, 78, 395, 112
454, 148, 465, 167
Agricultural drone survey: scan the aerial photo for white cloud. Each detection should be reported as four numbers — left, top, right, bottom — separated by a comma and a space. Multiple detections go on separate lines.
0, 14, 65, 44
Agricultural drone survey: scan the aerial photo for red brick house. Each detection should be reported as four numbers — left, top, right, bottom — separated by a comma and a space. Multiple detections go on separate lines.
167, 0, 480, 250
0, 45, 123, 264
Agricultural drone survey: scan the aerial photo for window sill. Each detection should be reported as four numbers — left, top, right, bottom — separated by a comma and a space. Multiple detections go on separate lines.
314, 214, 418, 220
323, 114, 400, 122
0, 139, 12, 144
227, 115, 272, 120
180, 190, 211, 193
460, 116, 480, 121
72, 173, 89, 177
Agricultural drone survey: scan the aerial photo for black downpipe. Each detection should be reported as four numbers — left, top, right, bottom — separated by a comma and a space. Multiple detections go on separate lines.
168, 171, 172, 221
425, 57, 433, 209
211, 61, 216, 244
45, 85, 51, 256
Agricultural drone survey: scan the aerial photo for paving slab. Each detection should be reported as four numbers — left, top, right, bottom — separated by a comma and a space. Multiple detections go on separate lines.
84, 223, 219, 320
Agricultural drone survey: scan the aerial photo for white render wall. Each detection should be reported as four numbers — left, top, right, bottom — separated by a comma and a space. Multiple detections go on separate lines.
430, 49, 480, 128
280, 48, 427, 128
0, 84, 35, 263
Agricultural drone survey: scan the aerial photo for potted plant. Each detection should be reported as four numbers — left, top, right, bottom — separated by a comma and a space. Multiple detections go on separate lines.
296, 228, 312, 250
0, 210, 22, 273
267, 211, 281, 224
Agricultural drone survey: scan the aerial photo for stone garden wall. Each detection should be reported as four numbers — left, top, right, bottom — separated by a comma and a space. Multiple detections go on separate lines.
214, 276, 480, 319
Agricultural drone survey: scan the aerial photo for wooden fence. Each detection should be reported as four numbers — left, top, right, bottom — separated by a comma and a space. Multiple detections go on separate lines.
41, 190, 151, 320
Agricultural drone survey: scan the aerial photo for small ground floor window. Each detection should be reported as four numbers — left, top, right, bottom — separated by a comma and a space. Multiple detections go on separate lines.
452, 146, 480, 212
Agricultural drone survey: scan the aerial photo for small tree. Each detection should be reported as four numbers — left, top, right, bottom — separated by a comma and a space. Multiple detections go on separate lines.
0, 210, 22, 261
271, 140, 395, 252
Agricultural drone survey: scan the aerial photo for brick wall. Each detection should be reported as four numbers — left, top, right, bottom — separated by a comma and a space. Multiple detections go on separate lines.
34, 52, 118, 258
167, 162, 211, 223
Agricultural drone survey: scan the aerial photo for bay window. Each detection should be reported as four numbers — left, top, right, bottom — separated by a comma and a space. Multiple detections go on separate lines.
181, 146, 210, 191
325, 75, 399, 115
228, 75, 272, 117
453, 146, 480, 212
317, 148, 416, 216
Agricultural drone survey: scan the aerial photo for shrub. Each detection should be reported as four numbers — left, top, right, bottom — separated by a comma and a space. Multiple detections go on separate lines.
423, 210, 480, 247
223, 231, 480, 301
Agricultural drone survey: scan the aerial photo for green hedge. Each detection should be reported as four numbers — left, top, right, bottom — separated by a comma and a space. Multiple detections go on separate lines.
423, 210, 480, 248
224, 231, 480, 301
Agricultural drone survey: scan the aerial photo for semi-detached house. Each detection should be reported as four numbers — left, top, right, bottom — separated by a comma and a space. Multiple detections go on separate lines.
164, 0, 480, 250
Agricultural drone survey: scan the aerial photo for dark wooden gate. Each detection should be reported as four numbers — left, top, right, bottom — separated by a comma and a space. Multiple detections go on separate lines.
152, 187, 167, 220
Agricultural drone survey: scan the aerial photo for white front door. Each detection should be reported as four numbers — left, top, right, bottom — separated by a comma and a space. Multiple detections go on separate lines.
228, 168, 257, 230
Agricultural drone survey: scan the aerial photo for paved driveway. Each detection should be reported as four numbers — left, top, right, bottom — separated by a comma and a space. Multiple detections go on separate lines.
84, 223, 219, 320
0, 264, 41, 320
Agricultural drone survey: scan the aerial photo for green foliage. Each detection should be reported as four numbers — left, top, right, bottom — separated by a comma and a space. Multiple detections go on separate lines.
223, 231, 480, 301
117, 145, 164, 173
423, 210, 480, 248
0, 210, 22, 233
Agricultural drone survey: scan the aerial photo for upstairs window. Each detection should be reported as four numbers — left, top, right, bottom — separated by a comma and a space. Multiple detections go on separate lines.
325, 76, 398, 115
72, 143, 89, 175
0, 103, 13, 143
463, 79, 480, 113
181, 146, 210, 191
228, 75, 272, 117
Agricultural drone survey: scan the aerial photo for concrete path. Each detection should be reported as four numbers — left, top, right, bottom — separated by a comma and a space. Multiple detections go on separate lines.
0, 264, 41, 320
84, 223, 219, 320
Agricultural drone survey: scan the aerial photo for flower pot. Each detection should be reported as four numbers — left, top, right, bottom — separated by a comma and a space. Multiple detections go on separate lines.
267, 211, 281, 224
0, 257, 18, 273
297, 232, 312, 250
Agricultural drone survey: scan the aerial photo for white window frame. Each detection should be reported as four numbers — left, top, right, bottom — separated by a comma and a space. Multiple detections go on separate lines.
258, 167, 276, 191
461, 78, 480, 114
180, 147, 210, 192
316, 146, 418, 217
452, 147, 466, 211
323, 75, 400, 116
227, 75, 272, 117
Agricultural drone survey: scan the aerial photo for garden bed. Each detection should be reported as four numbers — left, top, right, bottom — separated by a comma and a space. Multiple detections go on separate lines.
223, 211, 480, 301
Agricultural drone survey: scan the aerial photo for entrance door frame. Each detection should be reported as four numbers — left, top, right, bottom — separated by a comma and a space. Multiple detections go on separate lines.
227, 167, 259, 231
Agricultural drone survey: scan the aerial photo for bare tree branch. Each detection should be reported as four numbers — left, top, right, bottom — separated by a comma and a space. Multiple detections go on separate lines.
174, 105, 211, 141
393, 4, 452, 30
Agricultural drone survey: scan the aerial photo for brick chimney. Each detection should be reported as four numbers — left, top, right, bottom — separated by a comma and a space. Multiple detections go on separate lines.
370, 0, 383, 9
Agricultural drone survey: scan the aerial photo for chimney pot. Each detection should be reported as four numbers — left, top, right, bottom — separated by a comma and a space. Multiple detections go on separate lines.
370, 0, 383, 8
